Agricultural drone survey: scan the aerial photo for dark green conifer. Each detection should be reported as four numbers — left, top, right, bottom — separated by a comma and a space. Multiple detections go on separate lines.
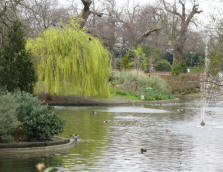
0, 20, 36, 93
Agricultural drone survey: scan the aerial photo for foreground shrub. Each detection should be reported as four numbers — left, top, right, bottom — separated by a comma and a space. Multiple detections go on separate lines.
0, 94, 19, 143
14, 92, 64, 141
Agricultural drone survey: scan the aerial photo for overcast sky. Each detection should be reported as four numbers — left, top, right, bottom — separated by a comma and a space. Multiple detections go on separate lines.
58, 0, 222, 13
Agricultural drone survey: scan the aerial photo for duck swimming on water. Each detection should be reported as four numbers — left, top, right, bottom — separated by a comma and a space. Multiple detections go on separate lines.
91, 111, 97, 115
200, 120, 205, 126
140, 148, 147, 154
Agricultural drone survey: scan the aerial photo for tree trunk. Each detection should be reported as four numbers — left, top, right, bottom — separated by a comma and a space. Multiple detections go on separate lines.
79, 0, 92, 28
173, 46, 183, 63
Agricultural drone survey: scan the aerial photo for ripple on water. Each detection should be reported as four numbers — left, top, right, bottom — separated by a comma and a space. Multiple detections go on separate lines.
101, 106, 169, 113
3, 99, 223, 172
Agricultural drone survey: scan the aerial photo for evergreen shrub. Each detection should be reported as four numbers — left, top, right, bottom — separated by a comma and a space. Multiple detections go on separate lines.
171, 60, 187, 75
0, 94, 19, 143
14, 92, 64, 141
0, 20, 36, 93
155, 59, 171, 72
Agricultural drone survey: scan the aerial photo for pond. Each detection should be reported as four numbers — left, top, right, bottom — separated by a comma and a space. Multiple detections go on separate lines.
1, 98, 223, 172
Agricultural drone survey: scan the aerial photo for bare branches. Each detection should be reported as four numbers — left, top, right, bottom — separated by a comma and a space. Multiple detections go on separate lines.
91, 11, 103, 18
0, 0, 25, 46
162, 0, 182, 18
185, 4, 202, 26
161, 0, 202, 62
0, 1, 8, 18
138, 26, 162, 43
0, 0, 23, 27
162, 0, 202, 25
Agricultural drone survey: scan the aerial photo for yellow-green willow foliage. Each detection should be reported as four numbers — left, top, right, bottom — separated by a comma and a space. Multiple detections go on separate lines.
26, 23, 111, 97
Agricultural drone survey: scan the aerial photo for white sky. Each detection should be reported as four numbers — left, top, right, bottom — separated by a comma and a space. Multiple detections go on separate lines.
58, 0, 222, 14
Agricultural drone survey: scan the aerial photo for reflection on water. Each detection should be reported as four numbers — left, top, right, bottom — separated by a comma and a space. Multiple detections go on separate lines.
1, 98, 223, 172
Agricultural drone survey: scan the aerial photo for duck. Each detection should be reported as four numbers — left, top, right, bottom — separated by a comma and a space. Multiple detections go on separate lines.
200, 120, 205, 126
140, 148, 147, 154
91, 111, 97, 115
177, 109, 184, 112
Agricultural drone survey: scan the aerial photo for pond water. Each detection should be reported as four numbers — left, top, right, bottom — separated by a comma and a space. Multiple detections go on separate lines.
1, 98, 223, 172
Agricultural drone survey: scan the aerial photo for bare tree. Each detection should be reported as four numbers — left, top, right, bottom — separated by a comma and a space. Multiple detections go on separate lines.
114, 3, 163, 49
162, 0, 202, 63
22, 0, 58, 33
184, 31, 205, 55
97, 0, 117, 51
79, 0, 103, 28
18, 0, 74, 37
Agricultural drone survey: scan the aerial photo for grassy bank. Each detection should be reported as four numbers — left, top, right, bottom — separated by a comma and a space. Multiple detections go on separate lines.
37, 71, 200, 104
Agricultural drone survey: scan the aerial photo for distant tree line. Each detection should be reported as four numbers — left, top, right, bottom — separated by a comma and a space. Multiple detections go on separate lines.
1, 0, 223, 76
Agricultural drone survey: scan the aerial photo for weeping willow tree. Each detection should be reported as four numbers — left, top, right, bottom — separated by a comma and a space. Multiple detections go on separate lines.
26, 22, 111, 97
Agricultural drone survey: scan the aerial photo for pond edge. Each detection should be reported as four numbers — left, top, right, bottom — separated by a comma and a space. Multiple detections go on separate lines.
0, 137, 73, 155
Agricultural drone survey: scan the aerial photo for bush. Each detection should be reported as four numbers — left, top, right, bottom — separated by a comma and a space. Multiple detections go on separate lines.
141, 88, 173, 100
0, 20, 36, 93
121, 54, 129, 70
114, 71, 171, 94
171, 60, 187, 75
14, 92, 64, 141
209, 48, 223, 76
112, 71, 172, 100
160, 73, 200, 95
155, 59, 171, 72
162, 52, 173, 65
113, 58, 121, 69
168, 80, 199, 95
0, 94, 19, 143
126, 47, 148, 72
